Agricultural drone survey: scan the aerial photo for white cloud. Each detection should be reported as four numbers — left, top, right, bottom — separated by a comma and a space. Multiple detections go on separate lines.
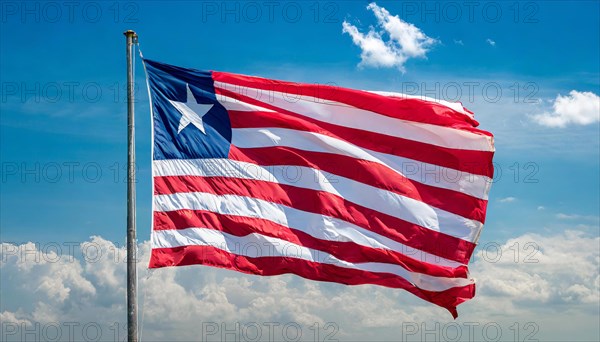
557, 213, 579, 220
486, 38, 496, 46
532, 90, 600, 127
537, 206, 546, 210
498, 196, 517, 203
453, 39, 464, 46
472, 231, 600, 307
556, 213, 599, 221
342, 2, 437, 72
1, 231, 599, 341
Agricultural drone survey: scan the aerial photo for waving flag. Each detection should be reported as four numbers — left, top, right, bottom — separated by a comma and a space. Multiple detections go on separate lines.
144, 59, 494, 317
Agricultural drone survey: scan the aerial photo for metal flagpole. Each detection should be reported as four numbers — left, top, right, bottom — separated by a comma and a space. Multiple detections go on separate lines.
124, 29, 138, 342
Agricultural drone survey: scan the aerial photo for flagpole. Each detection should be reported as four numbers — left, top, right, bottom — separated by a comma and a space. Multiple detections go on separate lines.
124, 29, 138, 342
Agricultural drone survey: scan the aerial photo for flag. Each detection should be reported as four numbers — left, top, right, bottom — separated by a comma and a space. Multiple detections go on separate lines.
144, 59, 494, 317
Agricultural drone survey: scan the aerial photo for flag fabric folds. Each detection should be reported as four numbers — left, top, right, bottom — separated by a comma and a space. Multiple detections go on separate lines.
144, 59, 495, 317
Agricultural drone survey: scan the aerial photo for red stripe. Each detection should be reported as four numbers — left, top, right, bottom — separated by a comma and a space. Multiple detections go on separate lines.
227, 146, 487, 224
154, 209, 469, 278
149, 245, 474, 318
212, 71, 491, 136
217, 87, 493, 178
154, 175, 476, 264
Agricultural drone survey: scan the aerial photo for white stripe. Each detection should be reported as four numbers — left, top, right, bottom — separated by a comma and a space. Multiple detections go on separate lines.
217, 93, 275, 112
151, 227, 474, 292
214, 81, 494, 152
153, 190, 464, 268
154, 158, 482, 242
231, 127, 491, 201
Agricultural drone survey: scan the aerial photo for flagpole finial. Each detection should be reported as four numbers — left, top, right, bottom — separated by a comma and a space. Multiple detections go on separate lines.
124, 30, 137, 37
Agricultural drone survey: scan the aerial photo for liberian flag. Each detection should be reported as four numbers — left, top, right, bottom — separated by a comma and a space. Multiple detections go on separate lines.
144, 59, 494, 318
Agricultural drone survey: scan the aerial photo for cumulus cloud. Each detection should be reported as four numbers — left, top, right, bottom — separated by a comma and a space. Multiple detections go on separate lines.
1, 231, 599, 341
532, 90, 600, 127
342, 2, 437, 72
1, 237, 425, 341
486, 38, 496, 46
472, 231, 600, 308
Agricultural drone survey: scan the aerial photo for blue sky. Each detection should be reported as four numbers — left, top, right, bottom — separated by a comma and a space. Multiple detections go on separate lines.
1, 1, 599, 341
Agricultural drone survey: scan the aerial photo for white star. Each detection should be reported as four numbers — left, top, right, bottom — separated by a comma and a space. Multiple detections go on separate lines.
168, 83, 213, 134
